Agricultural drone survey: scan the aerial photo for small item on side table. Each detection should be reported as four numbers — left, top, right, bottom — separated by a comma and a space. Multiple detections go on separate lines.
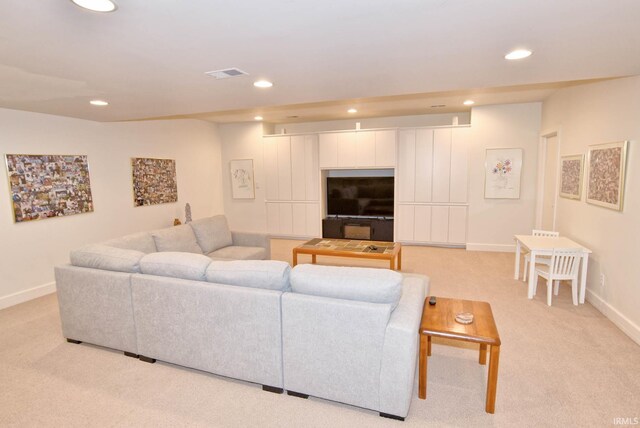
429, 296, 437, 305
455, 312, 474, 324
173, 218, 182, 226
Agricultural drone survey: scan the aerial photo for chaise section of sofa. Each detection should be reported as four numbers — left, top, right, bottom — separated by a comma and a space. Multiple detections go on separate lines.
281, 264, 428, 420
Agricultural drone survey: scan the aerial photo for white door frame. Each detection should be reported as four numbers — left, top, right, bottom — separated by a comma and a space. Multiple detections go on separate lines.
535, 129, 561, 229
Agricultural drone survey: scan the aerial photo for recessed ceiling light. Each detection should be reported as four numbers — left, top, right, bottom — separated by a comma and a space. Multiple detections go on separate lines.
71, 0, 117, 12
347, 108, 358, 114
253, 80, 273, 88
505, 49, 532, 60
254, 116, 263, 121
89, 100, 109, 106
463, 100, 475, 106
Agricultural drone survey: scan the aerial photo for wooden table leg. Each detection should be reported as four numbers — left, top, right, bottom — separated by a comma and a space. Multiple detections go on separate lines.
419, 334, 428, 399
514, 240, 521, 280
479, 343, 487, 365
427, 335, 432, 356
397, 247, 402, 270
311, 254, 316, 264
390, 258, 394, 270
485, 345, 500, 413
292, 250, 298, 267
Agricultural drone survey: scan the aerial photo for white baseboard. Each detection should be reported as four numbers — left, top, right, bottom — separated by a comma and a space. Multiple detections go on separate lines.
0, 282, 56, 310
586, 289, 640, 346
466, 243, 516, 252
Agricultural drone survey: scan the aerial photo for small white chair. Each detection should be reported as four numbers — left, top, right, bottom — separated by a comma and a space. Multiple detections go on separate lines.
532, 248, 582, 306
522, 229, 560, 281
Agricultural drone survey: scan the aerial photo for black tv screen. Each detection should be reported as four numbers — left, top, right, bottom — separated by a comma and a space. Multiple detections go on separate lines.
327, 177, 394, 218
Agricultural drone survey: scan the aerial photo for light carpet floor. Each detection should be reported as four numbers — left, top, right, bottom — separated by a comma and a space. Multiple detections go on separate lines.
1, 240, 638, 427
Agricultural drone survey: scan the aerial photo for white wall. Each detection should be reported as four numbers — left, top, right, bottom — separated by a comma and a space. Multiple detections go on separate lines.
541, 76, 640, 343
218, 122, 268, 232
466, 103, 542, 250
0, 108, 224, 308
273, 112, 470, 134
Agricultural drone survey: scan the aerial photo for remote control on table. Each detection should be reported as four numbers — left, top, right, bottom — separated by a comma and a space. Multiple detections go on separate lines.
429, 296, 437, 305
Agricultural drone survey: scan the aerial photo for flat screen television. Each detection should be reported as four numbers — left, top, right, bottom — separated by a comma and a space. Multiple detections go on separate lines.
327, 176, 394, 218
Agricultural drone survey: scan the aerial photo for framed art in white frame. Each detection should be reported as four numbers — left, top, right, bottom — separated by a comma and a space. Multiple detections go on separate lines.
586, 141, 628, 211
559, 154, 584, 200
484, 148, 523, 199
230, 159, 255, 199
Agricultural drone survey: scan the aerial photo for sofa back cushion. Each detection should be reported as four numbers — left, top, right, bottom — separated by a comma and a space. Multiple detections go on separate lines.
152, 225, 203, 254
70, 244, 145, 273
290, 264, 402, 309
189, 215, 233, 254
139, 252, 212, 281
102, 232, 157, 254
206, 260, 290, 291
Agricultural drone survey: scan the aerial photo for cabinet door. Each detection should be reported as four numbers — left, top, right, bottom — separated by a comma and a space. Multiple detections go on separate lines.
432, 129, 451, 202
415, 129, 434, 202
398, 130, 416, 202
375, 130, 396, 167
431, 206, 449, 243
450, 127, 470, 203
290, 136, 306, 200
337, 132, 357, 167
263, 138, 279, 201
304, 135, 319, 201
319, 133, 338, 168
448, 206, 467, 244
266, 203, 280, 234
356, 131, 375, 167
414, 205, 432, 242
306, 203, 320, 236
292, 203, 307, 235
276, 137, 292, 200
397, 204, 415, 241
279, 203, 293, 235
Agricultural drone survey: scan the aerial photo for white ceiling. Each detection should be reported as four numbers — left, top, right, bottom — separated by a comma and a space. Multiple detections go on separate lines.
1, 0, 639, 123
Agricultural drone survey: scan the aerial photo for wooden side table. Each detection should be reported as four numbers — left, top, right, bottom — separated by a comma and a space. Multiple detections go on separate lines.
418, 297, 501, 413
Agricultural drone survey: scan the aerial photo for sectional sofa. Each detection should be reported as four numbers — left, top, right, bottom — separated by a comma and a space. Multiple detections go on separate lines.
55, 216, 429, 420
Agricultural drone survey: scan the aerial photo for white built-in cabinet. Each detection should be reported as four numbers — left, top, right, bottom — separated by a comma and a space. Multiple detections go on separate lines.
264, 135, 320, 237
319, 130, 396, 168
396, 127, 471, 245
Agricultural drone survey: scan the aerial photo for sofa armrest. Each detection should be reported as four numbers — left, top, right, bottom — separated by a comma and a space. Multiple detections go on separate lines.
378, 273, 429, 418
231, 231, 271, 260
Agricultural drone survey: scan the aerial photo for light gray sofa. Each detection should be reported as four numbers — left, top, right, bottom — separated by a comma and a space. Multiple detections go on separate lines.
55, 220, 429, 420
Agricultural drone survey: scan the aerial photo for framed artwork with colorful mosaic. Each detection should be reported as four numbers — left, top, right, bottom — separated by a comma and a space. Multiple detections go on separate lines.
559, 154, 584, 200
132, 157, 178, 206
586, 141, 628, 211
5, 154, 94, 223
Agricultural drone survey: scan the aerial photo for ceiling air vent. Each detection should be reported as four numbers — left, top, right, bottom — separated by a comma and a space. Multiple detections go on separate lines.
204, 68, 248, 79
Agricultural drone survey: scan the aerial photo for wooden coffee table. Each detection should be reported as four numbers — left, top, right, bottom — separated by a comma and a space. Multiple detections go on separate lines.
418, 297, 501, 413
292, 238, 402, 270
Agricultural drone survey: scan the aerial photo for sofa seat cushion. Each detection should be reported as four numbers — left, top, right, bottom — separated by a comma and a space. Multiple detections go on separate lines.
290, 264, 402, 309
152, 225, 203, 254
208, 246, 267, 260
139, 252, 212, 281
70, 244, 145, 273
102, 232, 157, 254
189, 215, 233, 254
206, 260, 291, 291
